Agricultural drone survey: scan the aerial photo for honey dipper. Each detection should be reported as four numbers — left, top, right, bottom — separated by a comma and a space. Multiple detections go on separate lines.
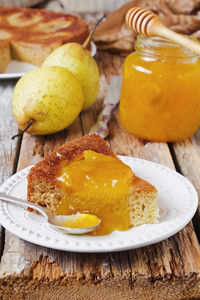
126, 7, 200, 55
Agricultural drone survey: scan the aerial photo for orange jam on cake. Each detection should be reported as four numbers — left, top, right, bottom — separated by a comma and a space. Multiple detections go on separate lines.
56, 150, 158, 236
56, 150, 133, 235
119, 35, 200, 142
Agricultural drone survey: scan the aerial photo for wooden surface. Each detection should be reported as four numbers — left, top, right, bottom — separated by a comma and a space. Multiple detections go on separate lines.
0, 52, 200, 300
42, 0, 129, 13
0, 79, 19, 259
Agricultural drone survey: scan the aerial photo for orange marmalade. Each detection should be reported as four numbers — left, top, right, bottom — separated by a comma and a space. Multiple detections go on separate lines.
119, 35, 200, 142
56, 150, 134, 235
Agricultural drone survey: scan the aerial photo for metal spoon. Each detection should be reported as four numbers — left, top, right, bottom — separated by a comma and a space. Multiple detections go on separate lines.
0, 192, 101, 234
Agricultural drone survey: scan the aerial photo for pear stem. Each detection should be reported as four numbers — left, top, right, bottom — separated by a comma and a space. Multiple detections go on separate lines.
82, 14, 105, 49
11, 120, 34, 140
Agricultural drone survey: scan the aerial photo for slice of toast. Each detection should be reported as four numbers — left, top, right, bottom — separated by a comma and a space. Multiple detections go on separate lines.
27, 134, 158, 235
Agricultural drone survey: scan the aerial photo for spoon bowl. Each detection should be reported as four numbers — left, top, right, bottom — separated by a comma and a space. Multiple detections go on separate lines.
0, 192, 101, 235
49, 214, 101, 234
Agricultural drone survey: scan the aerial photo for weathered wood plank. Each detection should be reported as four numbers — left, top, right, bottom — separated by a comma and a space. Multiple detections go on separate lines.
0, 53, 199, 300
0, 80, 19, 183
171, 134, 200, 240
0, 80, 20, 262
42, 0, 129, 13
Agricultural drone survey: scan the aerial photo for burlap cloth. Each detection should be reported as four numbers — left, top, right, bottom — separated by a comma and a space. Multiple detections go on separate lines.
93, 0, 200, 52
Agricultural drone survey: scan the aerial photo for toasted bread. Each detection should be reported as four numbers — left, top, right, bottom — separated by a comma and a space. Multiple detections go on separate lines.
27, 134, 158, 235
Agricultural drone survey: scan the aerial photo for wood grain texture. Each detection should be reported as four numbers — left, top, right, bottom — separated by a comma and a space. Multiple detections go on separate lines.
0, 80, 19, 185
172, 133, 200, 239
0, 79, 20, 262
0, 53, 199, 300
41, 0, 130, 13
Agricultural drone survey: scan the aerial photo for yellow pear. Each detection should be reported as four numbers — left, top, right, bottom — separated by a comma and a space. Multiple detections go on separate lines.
12, 66, 84, 135
42, 42, 99, 110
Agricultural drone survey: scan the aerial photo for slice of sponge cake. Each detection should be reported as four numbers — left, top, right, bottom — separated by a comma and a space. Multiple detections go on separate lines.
0, 41, 11, 72
27, 134, 158, 235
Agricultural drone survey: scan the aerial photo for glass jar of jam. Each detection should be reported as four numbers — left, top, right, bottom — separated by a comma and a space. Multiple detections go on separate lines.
119, 35, 200, 142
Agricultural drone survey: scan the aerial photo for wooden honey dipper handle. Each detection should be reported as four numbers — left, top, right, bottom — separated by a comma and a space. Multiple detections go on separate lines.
126, 7, 200, 56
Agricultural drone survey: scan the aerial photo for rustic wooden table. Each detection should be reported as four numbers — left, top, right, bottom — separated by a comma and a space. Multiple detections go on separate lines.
0, 52, 200, 300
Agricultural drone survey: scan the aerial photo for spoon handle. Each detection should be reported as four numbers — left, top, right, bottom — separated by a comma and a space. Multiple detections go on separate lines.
126, 7, 200, 56
0, 191, 49, 219
157, 25, 200, 56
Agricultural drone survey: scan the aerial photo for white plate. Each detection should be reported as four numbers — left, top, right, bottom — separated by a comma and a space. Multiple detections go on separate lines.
0, 60, 37, 79
0, 156, 198, 253
0, 42, 97, 79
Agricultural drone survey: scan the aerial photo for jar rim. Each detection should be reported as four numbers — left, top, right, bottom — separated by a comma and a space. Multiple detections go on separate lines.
135, 35, 198, 59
